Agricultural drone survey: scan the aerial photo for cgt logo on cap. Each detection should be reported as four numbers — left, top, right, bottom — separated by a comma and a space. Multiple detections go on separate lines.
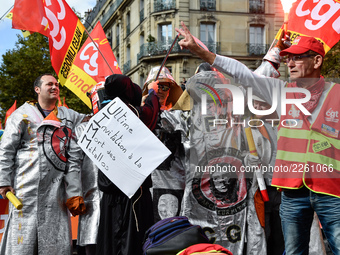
292, 36, 301, 45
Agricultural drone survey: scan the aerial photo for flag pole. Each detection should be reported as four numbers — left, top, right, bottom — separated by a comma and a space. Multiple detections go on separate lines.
155, 33, 180, 81
84, 27, 115, 75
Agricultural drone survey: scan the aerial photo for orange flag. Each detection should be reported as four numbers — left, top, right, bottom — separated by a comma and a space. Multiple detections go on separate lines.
64, 21, 121, 108
12, 0, 85, 85
5, 100, 17, 125
58, 97, 63, 107
63, 97, 69, 108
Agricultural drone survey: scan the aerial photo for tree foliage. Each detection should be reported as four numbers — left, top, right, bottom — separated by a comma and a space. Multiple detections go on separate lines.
0, 32, 91, 121
321, 40, 340, 79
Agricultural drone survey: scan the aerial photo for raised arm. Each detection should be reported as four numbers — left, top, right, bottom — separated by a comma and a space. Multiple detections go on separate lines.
176, 21, 286, 115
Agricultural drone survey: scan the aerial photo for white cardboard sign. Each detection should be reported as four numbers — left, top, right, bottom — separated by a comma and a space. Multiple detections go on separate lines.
78, 98, 171, 198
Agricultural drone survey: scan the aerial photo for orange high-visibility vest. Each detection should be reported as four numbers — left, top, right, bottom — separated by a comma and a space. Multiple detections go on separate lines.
272, 83, 340, 198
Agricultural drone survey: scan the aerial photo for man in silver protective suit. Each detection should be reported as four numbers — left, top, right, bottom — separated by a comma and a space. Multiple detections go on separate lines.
0, 74, 86, 255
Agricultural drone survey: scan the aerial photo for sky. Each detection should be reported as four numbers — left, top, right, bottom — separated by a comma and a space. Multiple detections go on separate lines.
0, 0, 96, 62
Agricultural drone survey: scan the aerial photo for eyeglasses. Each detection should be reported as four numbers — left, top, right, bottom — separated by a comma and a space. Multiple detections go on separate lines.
158, 84, 170, 91
284, 54, 316, 64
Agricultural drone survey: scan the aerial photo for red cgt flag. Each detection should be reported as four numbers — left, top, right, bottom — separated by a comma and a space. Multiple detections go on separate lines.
4, 100, 17, 126
64, 21, 121, 108
12, 0, 85, 85
284, 0, 340, 54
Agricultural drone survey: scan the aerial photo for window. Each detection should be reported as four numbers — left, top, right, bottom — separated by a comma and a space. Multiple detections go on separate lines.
116, 54, 120, 67
249, 0, 265, 14
249, 25, 266, 55
166, 66, 172, 74
154, 0, 176, 12
158, 24, 172, 47
200, 0, 216, 11
127, 46, 131, 62
140, 0, 144, 22
140, 34, 144, 47
200, 23, 215, 52
123, 46, 131, 74
126, 13, 130, 35
200, 23, 215, 43
116, 25, 120, 46
139, 75, 145, 87
249, 25, 264, 45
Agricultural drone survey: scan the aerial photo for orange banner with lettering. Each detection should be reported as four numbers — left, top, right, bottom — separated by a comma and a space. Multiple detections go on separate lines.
64, 21, 121, 108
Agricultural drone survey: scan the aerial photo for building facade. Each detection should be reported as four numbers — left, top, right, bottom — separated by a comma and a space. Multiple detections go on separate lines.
84, 0, 287, 87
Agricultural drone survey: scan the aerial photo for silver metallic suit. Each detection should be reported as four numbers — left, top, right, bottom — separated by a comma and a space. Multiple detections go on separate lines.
0, 102, 84, 255
73, 123, 102, 247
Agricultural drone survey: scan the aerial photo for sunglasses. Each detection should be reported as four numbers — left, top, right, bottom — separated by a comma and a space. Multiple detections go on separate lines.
284, 54, 316, 64
158, 84, 170, 91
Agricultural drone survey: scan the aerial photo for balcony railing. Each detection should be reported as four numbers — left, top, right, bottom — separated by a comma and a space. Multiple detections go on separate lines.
200, 0, 216, 11
201, 41, 220, 54
140, 8, 144, 22
249, 0, 265, 14
137, 42, 188, 60
123, 60, 131, 74
154, 0, 176, 12
247, 43, 270, 55
137, 41, 220, 60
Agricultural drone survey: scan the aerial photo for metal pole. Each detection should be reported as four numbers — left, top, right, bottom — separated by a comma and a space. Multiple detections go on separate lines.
155, 33, 180, 81
84, 27, 115, 75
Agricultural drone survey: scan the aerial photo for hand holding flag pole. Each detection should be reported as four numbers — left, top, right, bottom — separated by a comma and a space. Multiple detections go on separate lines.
268, 0, 295, 51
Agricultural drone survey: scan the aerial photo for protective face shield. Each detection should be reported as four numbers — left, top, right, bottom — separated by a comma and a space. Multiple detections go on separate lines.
142, 66, 182, 109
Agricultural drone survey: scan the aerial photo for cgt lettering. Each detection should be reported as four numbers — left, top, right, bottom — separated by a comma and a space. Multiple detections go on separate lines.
296, 0, 340, 33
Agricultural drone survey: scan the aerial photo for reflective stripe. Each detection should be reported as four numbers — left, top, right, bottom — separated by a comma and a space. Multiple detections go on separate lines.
277, 150, 340, 170
306, 152, 340, 171
278, 128, 310, 140
310, 131, 340, 150
276, 150, 306, 163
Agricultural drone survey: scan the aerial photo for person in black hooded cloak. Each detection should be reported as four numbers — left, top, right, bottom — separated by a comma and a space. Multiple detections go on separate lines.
95, 74, 160, 255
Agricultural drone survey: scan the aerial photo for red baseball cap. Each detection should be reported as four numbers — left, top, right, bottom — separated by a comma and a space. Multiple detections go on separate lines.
279, 36, 325, 57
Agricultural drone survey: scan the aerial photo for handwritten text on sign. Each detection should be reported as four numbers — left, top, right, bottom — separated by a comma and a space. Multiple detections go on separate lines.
78, 98, 170, 198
